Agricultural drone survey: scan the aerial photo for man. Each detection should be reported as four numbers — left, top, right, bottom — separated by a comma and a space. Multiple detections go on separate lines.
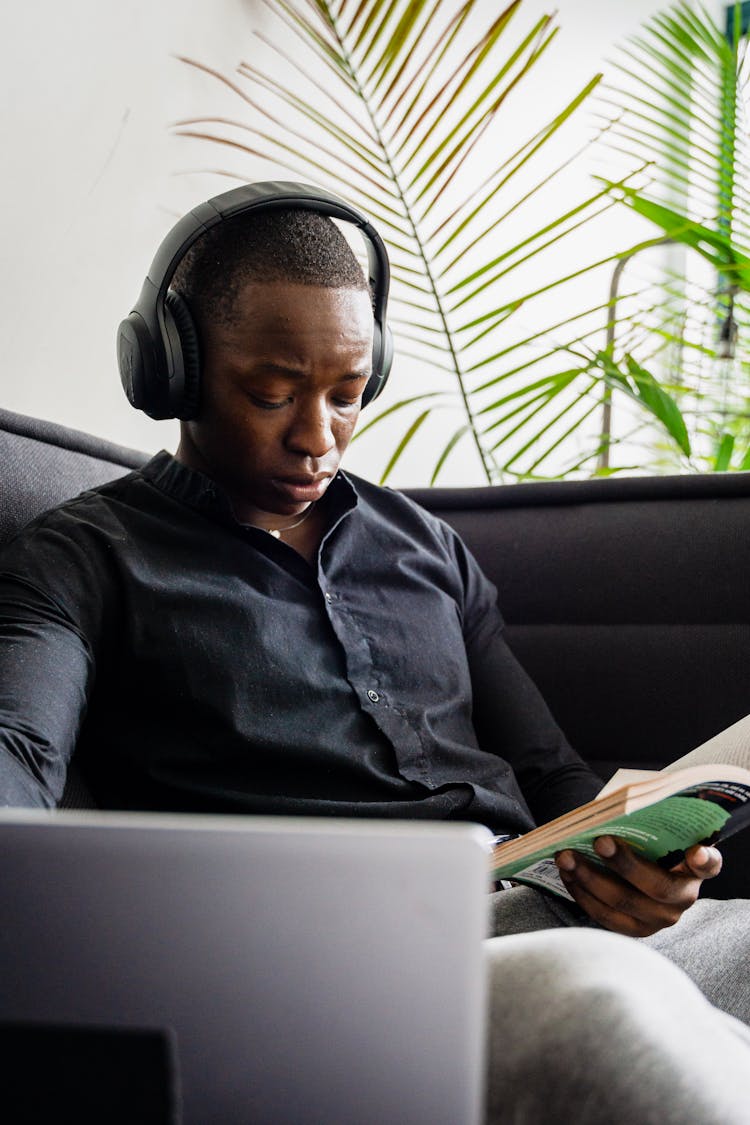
1, 187, 749, 1121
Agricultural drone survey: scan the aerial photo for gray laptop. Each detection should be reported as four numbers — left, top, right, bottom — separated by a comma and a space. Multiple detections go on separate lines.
0, 810, 491, 1124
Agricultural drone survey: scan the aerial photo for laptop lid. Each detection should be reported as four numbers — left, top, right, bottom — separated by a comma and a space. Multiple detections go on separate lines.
0, 811, 491, 1124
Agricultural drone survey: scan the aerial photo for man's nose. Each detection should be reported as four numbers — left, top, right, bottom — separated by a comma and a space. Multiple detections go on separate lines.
286, 400, 336, 458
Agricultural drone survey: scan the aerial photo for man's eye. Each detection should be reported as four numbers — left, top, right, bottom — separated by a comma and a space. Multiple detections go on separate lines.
249, 394, 289, 411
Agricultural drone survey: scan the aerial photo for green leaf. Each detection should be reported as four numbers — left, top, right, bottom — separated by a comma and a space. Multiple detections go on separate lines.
431, 73, 603, 261
596, 352, 691, 457
600, 184, 750, 290
430, 424, 470, 484
379, 409, 432, 482
714, 433, 735, 471
353, 392, 445, 440
385, 0, 480, 143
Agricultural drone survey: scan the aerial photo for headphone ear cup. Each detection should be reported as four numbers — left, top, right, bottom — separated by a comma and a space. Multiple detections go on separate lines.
363, 323, 393, 408
117, 313, 156, 412
381, 325, 394, 382
164, 290, 201, 419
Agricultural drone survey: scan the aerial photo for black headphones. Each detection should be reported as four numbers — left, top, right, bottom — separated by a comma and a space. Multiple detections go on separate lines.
117, 181, 393, 420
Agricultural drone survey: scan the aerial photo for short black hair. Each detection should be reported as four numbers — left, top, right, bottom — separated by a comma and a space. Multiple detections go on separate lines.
170, 208, 368, 331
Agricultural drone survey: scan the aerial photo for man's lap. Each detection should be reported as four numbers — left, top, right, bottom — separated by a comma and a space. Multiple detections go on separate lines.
488, 885, 750, 1024
482, 924, 750, 1124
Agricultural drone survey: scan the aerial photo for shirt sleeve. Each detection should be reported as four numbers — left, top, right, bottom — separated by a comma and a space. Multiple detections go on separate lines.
0, 511, 115, 807
0, 574, 94, 806
443, 523, 604, 825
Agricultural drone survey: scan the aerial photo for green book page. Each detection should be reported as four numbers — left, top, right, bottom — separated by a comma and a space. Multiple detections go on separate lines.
493, 794, 731, 879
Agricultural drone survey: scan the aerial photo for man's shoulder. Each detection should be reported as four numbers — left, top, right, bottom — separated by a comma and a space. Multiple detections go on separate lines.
339, 471, 477, 570
343, 470, 446, 530
0, 454, 178, 618
1, 454, 166, 553
341, 472, 494, 610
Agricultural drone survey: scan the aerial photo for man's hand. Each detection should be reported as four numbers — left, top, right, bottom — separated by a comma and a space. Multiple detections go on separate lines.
555, 838, 723, 937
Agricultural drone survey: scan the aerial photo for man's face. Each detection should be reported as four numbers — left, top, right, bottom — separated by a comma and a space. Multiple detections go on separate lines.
178, 281, 374, 524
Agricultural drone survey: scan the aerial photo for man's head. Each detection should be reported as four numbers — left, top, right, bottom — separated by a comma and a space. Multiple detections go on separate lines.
118, 184, 393, 424
170, 208, 369, 335
172, 206, 376, 526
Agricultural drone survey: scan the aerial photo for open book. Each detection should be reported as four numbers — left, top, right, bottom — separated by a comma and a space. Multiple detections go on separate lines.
491, 715, 750, 900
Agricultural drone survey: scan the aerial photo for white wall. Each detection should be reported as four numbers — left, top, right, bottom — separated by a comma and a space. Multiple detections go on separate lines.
0, 0, 713, 484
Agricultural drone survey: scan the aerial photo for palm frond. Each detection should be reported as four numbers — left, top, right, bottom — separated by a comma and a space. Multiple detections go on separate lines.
592, 0, 750, 472
177, 0, 743, 482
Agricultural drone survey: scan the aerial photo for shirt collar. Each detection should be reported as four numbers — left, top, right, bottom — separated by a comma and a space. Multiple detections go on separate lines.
141, 450, 359, 529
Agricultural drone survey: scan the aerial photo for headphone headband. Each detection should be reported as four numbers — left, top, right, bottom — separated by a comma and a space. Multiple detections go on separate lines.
118, 181, 393, 419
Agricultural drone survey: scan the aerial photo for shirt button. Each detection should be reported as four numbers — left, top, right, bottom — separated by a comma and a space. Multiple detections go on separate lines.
325, 592, 333, 603
367, 689, 380, 703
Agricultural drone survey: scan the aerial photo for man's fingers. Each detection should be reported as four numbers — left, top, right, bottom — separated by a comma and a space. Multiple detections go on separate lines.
558, 852, 685, 933
590, 838, 687, 904
682, 843, 723, 878
592, 836, 719, 899
557, 871, 668, 938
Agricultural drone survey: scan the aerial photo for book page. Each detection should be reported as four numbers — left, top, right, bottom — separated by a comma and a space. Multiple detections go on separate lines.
596, 768, 659, 799
596, 714, 750, 799
662, 714, 750, 774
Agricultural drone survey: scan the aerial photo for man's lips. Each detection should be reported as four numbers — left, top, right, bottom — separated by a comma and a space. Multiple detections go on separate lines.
271, 475, 332, 502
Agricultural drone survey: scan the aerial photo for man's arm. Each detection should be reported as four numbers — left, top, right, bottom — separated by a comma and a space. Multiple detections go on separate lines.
448, 528, 722, 932
466, 619, 604, 822
452, 530, 604, 821
0, 574, 96, 807
468, 609, 723, 931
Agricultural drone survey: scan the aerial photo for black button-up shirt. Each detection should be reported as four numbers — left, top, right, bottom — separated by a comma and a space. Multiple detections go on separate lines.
0, 454, 601, 829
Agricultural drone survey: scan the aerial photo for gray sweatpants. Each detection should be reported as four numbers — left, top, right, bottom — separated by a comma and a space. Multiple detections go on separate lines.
484, 888, 750, 1124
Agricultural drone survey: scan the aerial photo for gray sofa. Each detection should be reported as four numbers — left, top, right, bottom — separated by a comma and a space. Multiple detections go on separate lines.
2, 405, 749, 897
